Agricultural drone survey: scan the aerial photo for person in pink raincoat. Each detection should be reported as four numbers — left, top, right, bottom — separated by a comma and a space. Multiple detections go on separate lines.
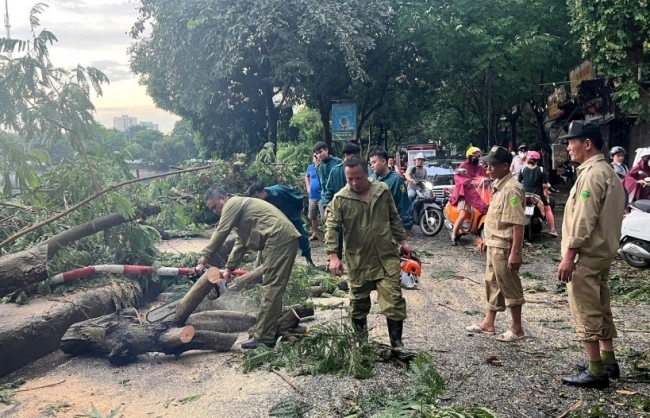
622, 148, 650, 206
450, 147, 488, 245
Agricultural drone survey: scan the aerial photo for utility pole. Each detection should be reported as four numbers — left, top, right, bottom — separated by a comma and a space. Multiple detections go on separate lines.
4, 0, 10, 59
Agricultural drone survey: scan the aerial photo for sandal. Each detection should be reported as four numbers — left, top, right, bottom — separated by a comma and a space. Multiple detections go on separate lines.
549, 231, 559, 237
496, 330, 526, 342
465, 324, 495, 335
309, 236, 319, 241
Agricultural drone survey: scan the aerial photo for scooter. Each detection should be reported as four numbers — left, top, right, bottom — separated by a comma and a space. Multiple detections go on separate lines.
411, 180, 444, 237
443, 177, 493, 241
524, 193, 546, 242
619, 198, 650, 269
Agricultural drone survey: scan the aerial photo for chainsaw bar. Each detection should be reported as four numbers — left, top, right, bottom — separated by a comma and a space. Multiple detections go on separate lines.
145, 299, 182, 323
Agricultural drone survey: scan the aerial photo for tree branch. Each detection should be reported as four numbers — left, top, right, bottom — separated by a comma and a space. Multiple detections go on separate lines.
0, 164, 215, 250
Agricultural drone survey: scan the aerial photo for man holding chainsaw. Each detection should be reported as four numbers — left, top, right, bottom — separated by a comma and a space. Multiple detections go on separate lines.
196, 186, 300, 349
558, 121, 625, 389
325, 156, 412, 349
466, 146, 526, 343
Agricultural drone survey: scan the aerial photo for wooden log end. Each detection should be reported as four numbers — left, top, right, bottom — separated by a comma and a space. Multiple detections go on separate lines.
206, 267, 222, 284
179, 325, 195, 343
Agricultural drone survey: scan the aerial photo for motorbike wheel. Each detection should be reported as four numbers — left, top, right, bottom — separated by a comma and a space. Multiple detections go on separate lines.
549, 195, 556, 212
419, 208, 444, 237
621, 239, 650, 269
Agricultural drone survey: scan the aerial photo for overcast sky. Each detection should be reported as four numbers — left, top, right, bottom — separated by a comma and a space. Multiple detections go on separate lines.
6, 0, 180, 132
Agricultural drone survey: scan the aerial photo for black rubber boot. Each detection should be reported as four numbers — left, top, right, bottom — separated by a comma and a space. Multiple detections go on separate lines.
351, 317, 368, 341
386, 318, 404, 348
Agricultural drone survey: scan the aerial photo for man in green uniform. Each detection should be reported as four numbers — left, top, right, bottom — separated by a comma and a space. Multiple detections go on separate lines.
558, 121, 625, 389
325, 156, 412, 348
321, 142, 361, 210
246, 182, 315, 267
465, 146, 526, 342
368, 147, 414, 235
313, 141, 342, 201
196, 186, 300, 349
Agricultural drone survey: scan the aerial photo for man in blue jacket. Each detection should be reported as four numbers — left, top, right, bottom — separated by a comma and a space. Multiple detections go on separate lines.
247, 182, 315, 267
369, 147, 414, 236
313, 141, 342, 198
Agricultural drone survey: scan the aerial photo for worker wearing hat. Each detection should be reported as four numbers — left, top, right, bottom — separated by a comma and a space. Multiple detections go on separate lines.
466, 146, 526, 343
557, 120, 625, 389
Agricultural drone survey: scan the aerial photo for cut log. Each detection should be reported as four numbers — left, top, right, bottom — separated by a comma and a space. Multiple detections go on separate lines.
227, 265, 265, 292
186, 311, 257, 333
278, 305, 315, 331
0, 206, 160, 296
171, 267, 222, 324
60, 309, 239, 365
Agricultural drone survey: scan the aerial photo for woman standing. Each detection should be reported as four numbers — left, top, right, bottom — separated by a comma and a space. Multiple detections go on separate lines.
518, 151, 558, 237
510, 144, 528, 176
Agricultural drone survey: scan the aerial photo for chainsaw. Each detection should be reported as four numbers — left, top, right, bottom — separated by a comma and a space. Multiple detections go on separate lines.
400, 254, 422, 290
145, 268, 246, 323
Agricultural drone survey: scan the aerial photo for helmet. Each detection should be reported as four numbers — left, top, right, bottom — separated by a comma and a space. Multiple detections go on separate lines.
641, 148, 650, 158
414, 152, 425, 160
609, 146, 626, 156
527, 151, 541, 160
466, 147, 481, 158
517, 144, 528, 151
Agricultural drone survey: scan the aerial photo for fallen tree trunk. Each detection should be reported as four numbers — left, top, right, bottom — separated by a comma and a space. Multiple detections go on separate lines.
227, 265, 265, 292
0, 206, 160, 296
186, 311, 257, 333
60, 309, 238, 365
0, 279, 142, 377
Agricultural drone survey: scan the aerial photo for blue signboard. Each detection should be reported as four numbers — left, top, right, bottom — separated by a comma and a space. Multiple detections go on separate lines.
332, 103, 357, 141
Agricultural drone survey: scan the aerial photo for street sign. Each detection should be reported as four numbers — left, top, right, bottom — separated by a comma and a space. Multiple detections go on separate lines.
332, 103, 357, 141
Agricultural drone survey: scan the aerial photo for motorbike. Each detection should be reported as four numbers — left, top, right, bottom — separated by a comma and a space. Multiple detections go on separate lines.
619, 198, 650, 269
559, 161, 576, 186
443, 177, 493, 241
411, 180, 444, 237
524, 193, 546, 242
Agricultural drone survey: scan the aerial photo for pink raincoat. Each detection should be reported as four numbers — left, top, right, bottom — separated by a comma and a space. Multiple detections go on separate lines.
623, 157, 650, 203
449, 161, 489, 214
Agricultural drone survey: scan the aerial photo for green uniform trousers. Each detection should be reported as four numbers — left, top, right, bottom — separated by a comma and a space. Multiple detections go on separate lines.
254, 237, 299, 342
349, 276, 407, 321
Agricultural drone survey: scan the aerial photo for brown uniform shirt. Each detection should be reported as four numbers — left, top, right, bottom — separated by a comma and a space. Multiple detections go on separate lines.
561, 154, 625, 269
484, 173, 526, 249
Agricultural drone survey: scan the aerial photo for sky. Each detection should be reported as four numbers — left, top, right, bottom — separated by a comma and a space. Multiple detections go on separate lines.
6, 0, 180, 133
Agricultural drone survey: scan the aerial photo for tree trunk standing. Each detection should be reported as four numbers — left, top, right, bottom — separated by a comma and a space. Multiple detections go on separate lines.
509, 109, 520, 150
318, 98, 333, 149
261, 58, 279, 154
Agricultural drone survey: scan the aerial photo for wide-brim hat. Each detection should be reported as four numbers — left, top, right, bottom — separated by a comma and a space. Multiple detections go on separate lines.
560, 120, 601, 140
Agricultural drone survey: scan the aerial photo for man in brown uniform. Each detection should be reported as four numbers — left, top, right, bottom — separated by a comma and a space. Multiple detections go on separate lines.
558, 121, 625, 389
325, 156, 412, 348
195, 186, 301, 349
465, 146, 526, 342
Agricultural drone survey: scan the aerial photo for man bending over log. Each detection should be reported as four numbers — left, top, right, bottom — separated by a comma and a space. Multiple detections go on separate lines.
196, 186, 301, 349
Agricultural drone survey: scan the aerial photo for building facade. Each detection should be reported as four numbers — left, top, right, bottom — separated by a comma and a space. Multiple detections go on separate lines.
113, 115, 138, 132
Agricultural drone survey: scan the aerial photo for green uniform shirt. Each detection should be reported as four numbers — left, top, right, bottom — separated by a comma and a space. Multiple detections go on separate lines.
201, 196, 301, 269
371, 170, 414, 230
322, 163, 346, 209
325, 180, 407, 281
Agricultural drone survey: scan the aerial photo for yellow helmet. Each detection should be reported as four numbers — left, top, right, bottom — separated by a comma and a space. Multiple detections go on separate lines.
466, 147, 481, 158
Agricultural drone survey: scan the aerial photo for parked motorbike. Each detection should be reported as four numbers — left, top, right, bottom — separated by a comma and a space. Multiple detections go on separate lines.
411, 180, 444, 237
559, 161, 576, 186
443, 177, 493, 241
619, 198, 650, 268
524, 193, 546, 242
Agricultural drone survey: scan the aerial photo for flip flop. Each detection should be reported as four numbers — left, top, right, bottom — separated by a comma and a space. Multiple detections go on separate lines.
309, 236, 319, 241
496, 330, 526, 342
465, 324, 496, 335
549, 231, 559, 237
